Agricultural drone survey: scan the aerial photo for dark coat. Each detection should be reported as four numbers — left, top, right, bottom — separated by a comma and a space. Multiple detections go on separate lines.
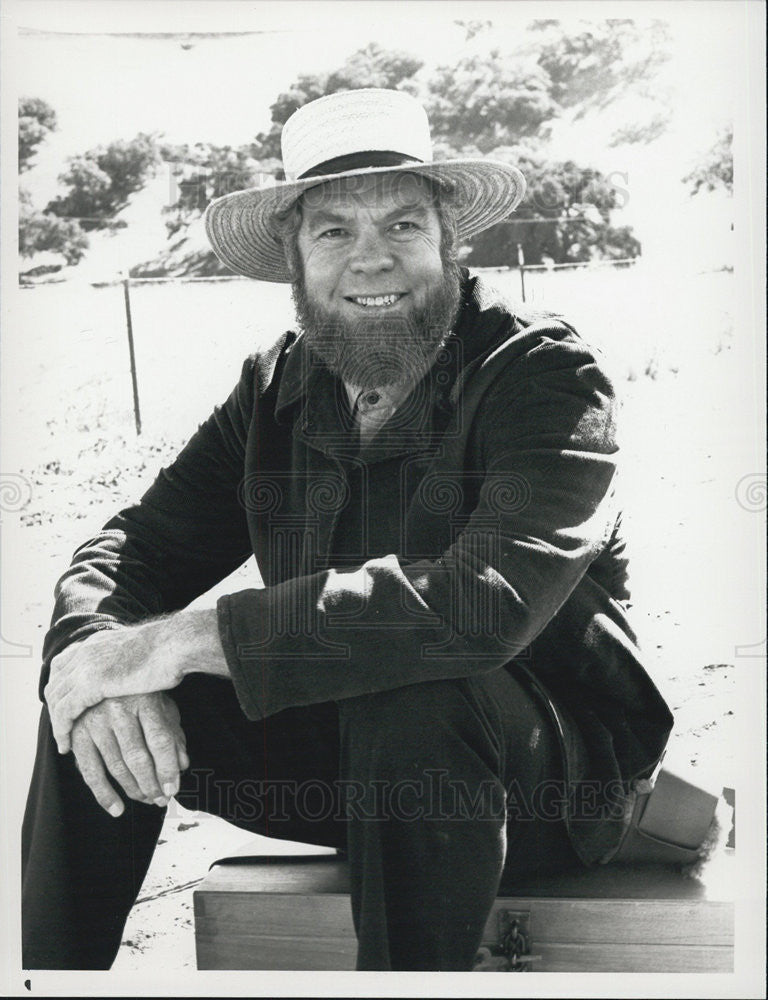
41, 271, 673, 864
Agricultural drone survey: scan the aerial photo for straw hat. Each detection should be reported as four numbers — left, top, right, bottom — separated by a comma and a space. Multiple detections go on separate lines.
204, 89, 526, 282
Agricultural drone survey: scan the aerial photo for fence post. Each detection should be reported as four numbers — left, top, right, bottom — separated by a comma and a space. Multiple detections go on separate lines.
516, 243, 526, 302
122, 277, 142, 435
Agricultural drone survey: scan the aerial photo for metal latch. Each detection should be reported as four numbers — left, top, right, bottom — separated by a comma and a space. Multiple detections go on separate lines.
473, 909, 541, 971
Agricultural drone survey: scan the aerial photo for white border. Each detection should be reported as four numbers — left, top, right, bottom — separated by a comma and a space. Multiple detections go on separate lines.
1, 1, 765, 996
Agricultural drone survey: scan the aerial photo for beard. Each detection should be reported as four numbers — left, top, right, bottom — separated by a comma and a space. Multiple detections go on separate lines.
291, 260, 463, 391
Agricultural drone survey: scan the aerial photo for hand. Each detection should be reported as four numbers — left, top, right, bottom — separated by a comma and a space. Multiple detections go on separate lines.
70, 692, 189, 817
44, 610, 225, 754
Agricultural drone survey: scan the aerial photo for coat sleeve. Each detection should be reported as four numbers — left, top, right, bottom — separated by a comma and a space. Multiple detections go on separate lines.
218, 329, 622, 720
38, 355, 258, 695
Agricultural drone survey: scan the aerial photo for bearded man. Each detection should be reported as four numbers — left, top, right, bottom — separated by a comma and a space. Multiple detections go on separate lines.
23, 89, 673, 971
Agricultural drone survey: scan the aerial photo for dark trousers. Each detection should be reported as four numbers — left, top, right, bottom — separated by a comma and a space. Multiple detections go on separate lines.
22, 667, 579, 970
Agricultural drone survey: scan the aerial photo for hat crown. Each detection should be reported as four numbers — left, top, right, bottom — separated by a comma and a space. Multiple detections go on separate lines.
280, 88, 433, 182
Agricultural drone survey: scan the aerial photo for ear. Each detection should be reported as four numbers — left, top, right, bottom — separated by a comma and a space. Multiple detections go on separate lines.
277, 234, 300, 282
284, 249, 302, 283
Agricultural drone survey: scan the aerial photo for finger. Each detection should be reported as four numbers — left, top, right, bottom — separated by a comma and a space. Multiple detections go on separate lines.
158, 697, 189, 772
50, 690, 91, 755
71, 730, 124, 818
141, 706, 182, 799
48, 703, 73, 756
112, 715, 167, 806
152, 692, 189, 771
43, 682, 69, 754
90, 727, 150, 804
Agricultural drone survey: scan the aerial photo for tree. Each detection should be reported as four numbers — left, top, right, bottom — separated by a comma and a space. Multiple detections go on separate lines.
453, 19, 493, 42
19, 98, 90, 271
254, 43, 424, 159
529, 19, 672, 115
609, 113, 670, 148
46, 133, 161, 230
526, 20, 673, 147
161, 141, 279, 236
326, 43, 423, 92
425, 51, 557, 152
419, 35, 650, 264
161, 43, 425, 235
684, 125, 733, 196
19, 97, 57, 172
19, 189, 89, 266
146, 44, 426, 272
464, 148, 640, 266
148, 27, 656, 275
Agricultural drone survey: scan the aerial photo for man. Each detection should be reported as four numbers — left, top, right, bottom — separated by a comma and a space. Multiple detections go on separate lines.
23, 88, 673, 971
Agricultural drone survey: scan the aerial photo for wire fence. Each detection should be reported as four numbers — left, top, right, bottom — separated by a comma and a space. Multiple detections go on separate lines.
13, 259, 734, 447
107, 257, 638, 432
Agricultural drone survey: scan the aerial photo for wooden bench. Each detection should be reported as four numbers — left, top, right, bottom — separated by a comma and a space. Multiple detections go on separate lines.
194, 844, 734, 972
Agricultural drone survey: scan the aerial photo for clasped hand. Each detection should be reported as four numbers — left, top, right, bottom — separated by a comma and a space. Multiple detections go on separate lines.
44, 621, 186, 755
43, 610, 226, 815
70, 692, 189, 817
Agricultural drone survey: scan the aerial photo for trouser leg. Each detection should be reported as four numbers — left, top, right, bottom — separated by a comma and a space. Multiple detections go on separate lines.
338, 667, 577, 971
22, 676, 344, 970
23, 668, 575, 972
21, 706, 166, 969
172, 676, 344, 849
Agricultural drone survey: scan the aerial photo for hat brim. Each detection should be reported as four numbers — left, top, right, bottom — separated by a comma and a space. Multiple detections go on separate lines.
204, 160, 526, 283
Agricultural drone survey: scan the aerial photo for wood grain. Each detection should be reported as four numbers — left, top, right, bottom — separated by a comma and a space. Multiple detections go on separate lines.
193, 851, 735, 972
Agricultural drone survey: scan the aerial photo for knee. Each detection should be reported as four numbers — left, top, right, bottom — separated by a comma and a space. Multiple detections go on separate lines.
339, 681, 452, 747
337, 679, 500, 780
337, 682, 508, 826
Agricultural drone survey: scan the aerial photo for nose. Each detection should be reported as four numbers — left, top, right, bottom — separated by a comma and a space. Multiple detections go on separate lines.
349, 228, 394, 275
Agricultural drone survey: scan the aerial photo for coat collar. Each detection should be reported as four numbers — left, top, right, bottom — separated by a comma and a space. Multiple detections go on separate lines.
273, 269, 519, 433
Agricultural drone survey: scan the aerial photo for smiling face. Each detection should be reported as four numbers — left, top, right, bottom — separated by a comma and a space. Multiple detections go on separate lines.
298, 171, 446, 317
287, 172, 462, 390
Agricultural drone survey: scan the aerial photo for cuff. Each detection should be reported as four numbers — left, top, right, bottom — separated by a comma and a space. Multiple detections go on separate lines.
216, 591, 266, 720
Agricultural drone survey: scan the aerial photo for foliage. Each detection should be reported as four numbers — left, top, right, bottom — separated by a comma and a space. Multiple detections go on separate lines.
19, 97, 57, 172
424, 52, 557, 152
19, 189, 89, 266
609, 112, 671, 147
160, 141, 277, 236
684, 125, 733, 196
159, 42, 424, 238
418, 23, 660, 263
529, 19, 672, 115
325, 43, 423, 92
19, 99, 91, 269
154, 24, 672, 271
253, 43, 424, 159
46, 133, 162, 230
453, 19, 494, 42
466, 148, 640, 266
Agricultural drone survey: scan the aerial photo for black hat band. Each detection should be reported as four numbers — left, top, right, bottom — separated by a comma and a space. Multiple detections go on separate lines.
298, 150, 424, 179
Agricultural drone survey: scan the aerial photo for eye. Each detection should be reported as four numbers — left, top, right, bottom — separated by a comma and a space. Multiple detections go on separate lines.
319, 227, 347, 240
390, 220, 418, 233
